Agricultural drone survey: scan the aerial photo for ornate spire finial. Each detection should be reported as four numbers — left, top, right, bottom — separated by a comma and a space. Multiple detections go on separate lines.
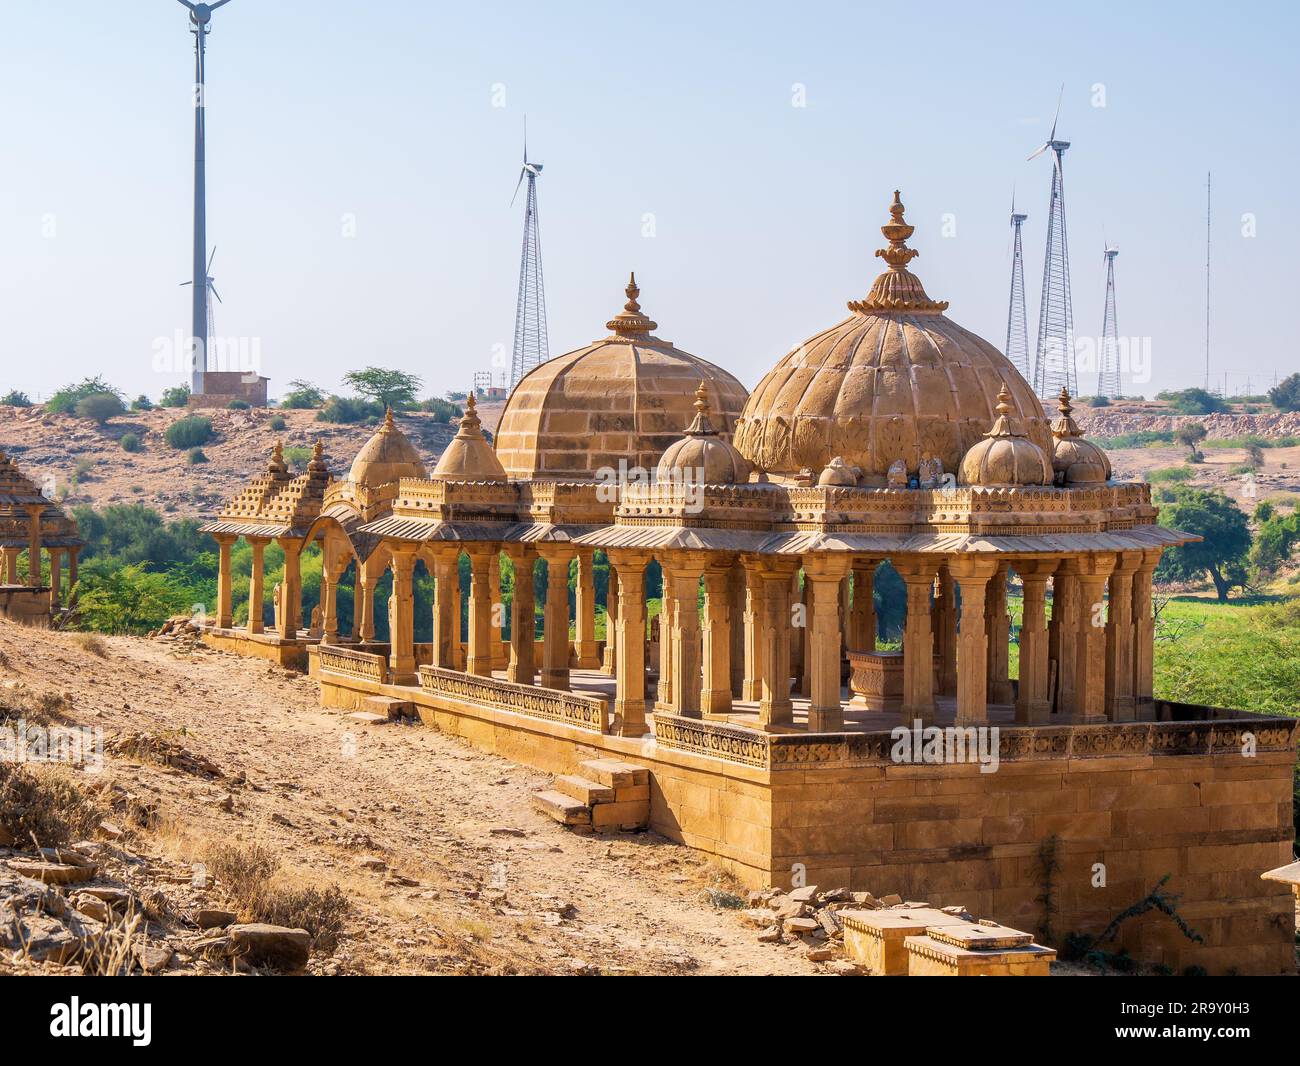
383, 407, 395, 430
996, 382, 1013, 417
606, 271, 658, 339
1052, 386, 1082, 439
458, 391, 483, 436
684, 380, 718, 437
983, 382, 1027, 439
308, 440, 329, 479
849, 190, 949, 315
268, 439, 287, 476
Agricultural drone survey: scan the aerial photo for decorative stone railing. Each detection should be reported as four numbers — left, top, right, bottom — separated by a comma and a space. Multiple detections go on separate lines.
652, 711, 1298, 771
315, 645, 389, 684
418, 666, 607, 734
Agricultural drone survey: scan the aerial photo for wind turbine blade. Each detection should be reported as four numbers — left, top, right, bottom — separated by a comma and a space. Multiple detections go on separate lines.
210, 286, 223, 303
1049, 83, 1063, 141
510, 169, 525, 206
1027, 143, 1049, 162
208, 246, 217, 272
522, 115, 528, 164
180, 280, 192, 287
210, 0, 234, 10
176, 0, 196, 10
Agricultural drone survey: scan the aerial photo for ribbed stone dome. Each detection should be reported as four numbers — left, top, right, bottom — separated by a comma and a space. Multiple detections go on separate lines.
655, 382, 751, 485
959, 383, 1053, 487
348, 409, 427, 488
733, 192, 1051, 482
493, 275, 749, 480
1050, 388, 1112, 485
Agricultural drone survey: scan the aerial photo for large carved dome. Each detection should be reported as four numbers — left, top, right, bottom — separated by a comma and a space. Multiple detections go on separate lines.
493, 276, 749, 480
733, 193, 1051, 482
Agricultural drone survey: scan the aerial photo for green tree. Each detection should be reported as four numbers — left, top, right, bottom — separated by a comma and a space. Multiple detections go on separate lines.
1267, 372, 1300, 413
1156, 487, 1251, 601
47, 376, 121, 415
1174, 422, 1207, 461
1158, 388, 1227, 415
280, 379, 325, 409
1, 390, 32, 407
160, 384, 191, 408
343, 367, 423, 411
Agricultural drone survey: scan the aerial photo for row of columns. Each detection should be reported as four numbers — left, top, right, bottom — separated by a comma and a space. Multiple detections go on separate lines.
2, 504, 79, 611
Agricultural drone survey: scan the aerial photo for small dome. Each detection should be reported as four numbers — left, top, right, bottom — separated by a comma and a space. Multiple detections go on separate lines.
959, 383, 1053, 487
817, 456, 860, 487
656, 382, 751, 485
733, 192, 1050, 481
432, 394, 507, 481
493, 275, 749, 480
1050, 388, 1111, 485
348, 409, 427, 488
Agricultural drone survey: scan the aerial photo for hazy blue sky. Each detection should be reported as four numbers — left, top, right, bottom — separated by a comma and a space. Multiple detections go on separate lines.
1, 0, 1295, 402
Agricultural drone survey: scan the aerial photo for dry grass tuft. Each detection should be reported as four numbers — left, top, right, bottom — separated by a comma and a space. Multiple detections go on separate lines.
204, 839, 350, 953
71, 632, 108, 658
0, 762, 105, 848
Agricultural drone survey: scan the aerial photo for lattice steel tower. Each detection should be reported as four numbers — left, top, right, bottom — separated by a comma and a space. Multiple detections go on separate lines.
1028, 97, 1076, 399
509, 135, 550, 387
1097, 247, 1121, 399
1005, 206, 1031, 380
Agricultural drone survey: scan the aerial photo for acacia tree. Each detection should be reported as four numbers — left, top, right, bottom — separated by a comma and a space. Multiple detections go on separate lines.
342, 368, 422, 411
1156, 486, 1251, 601
1174, 422, 1207, 462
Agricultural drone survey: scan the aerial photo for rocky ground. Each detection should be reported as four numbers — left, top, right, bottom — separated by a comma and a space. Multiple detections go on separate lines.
0, 618, 825, 976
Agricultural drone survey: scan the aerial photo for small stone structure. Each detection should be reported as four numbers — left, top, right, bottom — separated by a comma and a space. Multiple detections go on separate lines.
0, 449, 83, 625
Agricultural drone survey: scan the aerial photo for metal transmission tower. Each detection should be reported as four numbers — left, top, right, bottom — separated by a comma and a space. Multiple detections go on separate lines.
1027, 91, 1076, 399
1097, 246, 1121, 399
509, 132, 550, 387
176, 0, 234, 397
1005, 202, 1031, 380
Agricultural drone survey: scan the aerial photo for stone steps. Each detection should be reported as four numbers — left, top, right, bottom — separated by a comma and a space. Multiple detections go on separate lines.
363, 695, 417, 721
533, 760, 651, 832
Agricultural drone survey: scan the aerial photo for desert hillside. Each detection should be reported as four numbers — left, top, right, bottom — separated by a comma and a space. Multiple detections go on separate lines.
0, 618, 823, 976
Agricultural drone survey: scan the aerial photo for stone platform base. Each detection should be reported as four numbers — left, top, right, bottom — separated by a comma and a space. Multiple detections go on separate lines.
201, 626, 316, 670
0, 585, 52, 627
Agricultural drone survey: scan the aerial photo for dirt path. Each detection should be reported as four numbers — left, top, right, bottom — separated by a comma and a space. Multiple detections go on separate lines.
0, 620, 818, 975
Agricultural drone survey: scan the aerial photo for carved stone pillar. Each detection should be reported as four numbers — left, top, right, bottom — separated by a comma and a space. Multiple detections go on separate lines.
664, 554, 705, 717
48, 549, 62, 610
430, 548, 458, 668
277, 539, 302, 638
2, 548, 19, 584
538, 548, 571, 690
1132, 549, 1160, 720
849, 559, 877, 653
1074, 553, 1117, 722
601, 564, 619, 676
320, 546, 342, 645
1050, 559, 1080, 715
751, 556, 796, 729
247, 538, 268, 634
701, 560, 733, 716
1105, 551, 1142, 722
1014, 558, 1056, 724
573, 548, 600, 669
949, 556, 998, 724
214, 534, 235, 629
467, 547, 496, 677
934, 564, 958, 698
388, 549, 417, 684
805, 555, 851, 732
728, 561, 746, 698
608, 550, 649, 738
504, 546, 536, 684
26, 504, 42, 587
741, 560, 765, 703
985, 562, 1013, 706
894, 557, 939, 724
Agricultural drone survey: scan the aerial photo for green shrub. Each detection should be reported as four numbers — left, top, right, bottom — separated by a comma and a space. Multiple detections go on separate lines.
1158, 388, 1227, 415
187, 448, 208, 465
47, 376, 121, 415
1268, 372, 1300, 413
164, 415, 213, 449
75, 392, 127, 424
316, 395, 383, 424
1092, 429, 1175, 450
1148, 466, 1195, 482
1, 390, 32, 407
130, 394, 154, 411
280, 379, 324, 409
227, 399, 251, 410
283, 446, 313, 471
268, 414, 287, 431
419, 396, 462, 423
1087, 395, 1110, 407
120, 433, 141, 453
160, 384, 191, 408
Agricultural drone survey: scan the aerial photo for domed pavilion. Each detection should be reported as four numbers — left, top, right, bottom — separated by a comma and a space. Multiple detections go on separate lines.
201, 195, 1298, 975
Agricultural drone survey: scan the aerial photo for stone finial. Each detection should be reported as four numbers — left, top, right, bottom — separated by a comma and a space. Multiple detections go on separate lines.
268, 439, 288, 476
307, 440, 329, 479
849, 191, 949, 315
607, 272, 659, 339
457, 392, 484, 437
1051, 386, 1082, 439
684, 381, 718, 437
382, 407, 396, 431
